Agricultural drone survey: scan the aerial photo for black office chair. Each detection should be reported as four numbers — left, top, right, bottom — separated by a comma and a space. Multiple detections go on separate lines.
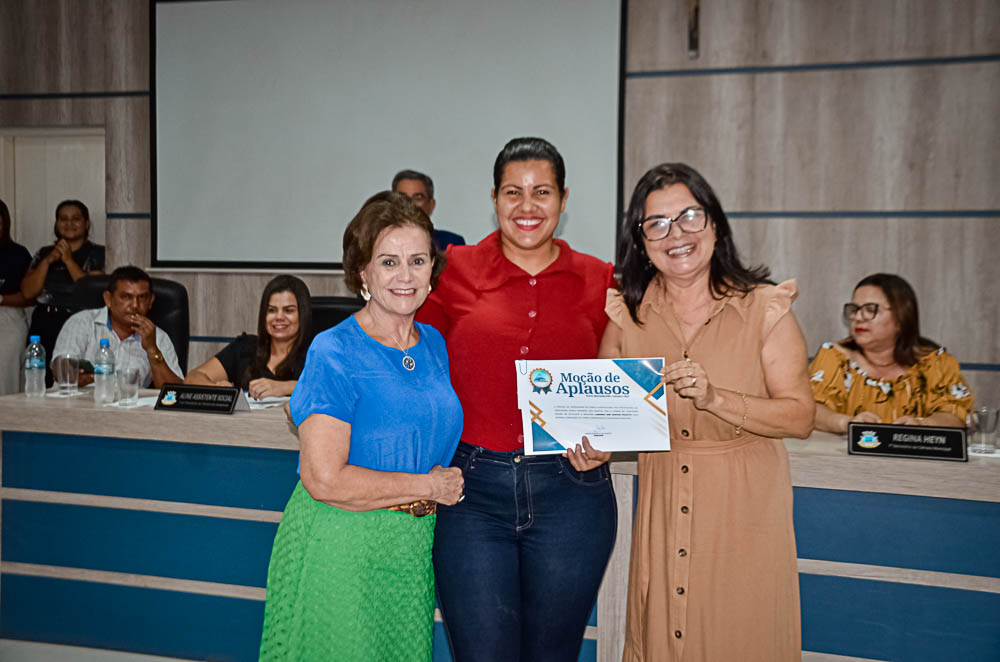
309, 295, 365, 338
69, 275, 191, 373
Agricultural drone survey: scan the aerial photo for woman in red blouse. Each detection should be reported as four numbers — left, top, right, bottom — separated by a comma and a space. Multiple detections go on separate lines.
417, 137, 617, 661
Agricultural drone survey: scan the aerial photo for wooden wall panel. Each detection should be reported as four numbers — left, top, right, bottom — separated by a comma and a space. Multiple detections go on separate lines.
729, 217, 1000, 364
0, 0, 147, 93
106, 0, 151, 91
624, 62, 1000, 211
627, 0, 1000, 71
965, 372, 999, 406
105, 97, 150, 213
105, 216, 149, 272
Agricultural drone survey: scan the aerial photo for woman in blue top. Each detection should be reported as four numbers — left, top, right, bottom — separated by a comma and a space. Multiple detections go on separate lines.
258, 192, 464, 662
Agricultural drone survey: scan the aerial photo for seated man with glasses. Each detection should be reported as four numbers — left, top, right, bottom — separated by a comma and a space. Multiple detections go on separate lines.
809, 273, 972, 433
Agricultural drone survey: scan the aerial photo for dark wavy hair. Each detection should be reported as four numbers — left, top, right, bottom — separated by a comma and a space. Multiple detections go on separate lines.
0, 199, 11, 247
54, 199, 91, 240
841, 273, 939, 367
249, 275, 313, 386
617, 163, 772, 325
492, 137, 566, 196
342, 191, 445, 294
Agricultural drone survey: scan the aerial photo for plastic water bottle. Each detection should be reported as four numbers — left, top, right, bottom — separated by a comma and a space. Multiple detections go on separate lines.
94, 338, 116, 405
23, 335, 46, 397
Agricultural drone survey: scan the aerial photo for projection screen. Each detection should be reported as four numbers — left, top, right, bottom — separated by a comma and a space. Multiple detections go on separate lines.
153, 0, 622, 268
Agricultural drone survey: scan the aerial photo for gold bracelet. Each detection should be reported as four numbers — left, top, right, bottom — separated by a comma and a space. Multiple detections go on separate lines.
735, 391, 748, 436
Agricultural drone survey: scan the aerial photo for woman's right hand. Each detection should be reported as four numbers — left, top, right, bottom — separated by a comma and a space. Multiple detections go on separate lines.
428, 465, 464, 505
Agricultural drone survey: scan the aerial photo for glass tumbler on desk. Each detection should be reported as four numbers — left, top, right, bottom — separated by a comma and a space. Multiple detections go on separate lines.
968, 406, 998, 454
52, 354, 80, 395
118, 367, 142, 407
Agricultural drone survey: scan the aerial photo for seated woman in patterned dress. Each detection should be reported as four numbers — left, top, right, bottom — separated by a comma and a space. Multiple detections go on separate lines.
810, 272, 973, 433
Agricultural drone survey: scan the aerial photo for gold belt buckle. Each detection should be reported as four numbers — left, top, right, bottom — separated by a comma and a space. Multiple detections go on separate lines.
388, 499, 437, 517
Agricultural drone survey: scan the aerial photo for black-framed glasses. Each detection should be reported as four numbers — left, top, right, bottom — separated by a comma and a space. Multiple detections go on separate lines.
639, 206, 708, 241
842, 302, 888, 322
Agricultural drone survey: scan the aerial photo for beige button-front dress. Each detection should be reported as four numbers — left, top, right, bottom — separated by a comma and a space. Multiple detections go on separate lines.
608, 280, 801, 662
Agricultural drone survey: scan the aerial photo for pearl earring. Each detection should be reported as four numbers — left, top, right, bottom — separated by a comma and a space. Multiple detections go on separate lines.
361, 283, 371, 301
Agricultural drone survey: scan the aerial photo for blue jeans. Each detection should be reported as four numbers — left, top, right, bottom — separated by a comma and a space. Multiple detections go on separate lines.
433, 441, 617, 662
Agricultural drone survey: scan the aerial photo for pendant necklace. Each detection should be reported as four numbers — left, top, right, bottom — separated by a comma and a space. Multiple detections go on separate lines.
393, 327, 416, 371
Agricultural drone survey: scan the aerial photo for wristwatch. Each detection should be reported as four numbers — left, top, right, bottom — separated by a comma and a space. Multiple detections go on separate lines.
148, 349, 165, 365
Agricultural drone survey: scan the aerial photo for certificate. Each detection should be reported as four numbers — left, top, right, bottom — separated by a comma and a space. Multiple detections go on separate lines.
515, 358, 670, 455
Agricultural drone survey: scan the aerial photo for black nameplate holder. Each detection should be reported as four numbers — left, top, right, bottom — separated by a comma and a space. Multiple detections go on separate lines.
154, 383, 251, 415
848, 422, 967, 462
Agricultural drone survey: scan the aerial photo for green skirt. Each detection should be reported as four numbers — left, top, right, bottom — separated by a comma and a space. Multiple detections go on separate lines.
259, 481, 436, 661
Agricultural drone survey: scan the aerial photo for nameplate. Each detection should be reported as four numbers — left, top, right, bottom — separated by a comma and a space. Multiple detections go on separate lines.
848, 422, 967, 462
154, 383, 251, 415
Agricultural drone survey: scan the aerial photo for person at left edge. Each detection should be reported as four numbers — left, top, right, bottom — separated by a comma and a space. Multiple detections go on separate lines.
0, 199, 33, 395
258, 191, 464, 662
185, 274, 312, 400
52, 265, 183, 389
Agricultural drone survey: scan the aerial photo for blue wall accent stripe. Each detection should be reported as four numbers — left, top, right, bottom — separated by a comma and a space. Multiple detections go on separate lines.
961, 362, 1000, 372
0, 90, 150, 100
2, 500, 277, 588
191, 335, 238, 343
627, 53, 1000, 79
106, 212, 151, 219
728, 209, 999, 219
793, 487, 1000, 579
2, 432, 299, 511
0, 578, 577, 662
799, 574, 1000, 662
1, 574, 263, 662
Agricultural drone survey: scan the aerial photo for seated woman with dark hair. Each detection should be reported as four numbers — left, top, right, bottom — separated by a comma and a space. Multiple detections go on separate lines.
20, 199, 105, 364
185, 275, 312, 400
810, 273, 973, 433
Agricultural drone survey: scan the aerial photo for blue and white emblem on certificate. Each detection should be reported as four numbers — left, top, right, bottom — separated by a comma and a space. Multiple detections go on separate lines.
515, 357, 670, 455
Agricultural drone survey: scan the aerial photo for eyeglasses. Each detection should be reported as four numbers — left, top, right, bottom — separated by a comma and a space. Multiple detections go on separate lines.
639, 207, 708, 241
842, 303, 889, 322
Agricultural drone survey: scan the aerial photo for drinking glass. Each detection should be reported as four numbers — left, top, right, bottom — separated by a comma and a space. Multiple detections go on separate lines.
968, 406, 999, 454
52, 354, 80, 395
118, 367, 142, 407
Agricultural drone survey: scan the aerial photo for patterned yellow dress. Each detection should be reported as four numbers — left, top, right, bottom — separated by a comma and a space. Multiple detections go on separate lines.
809, 343, 973, 421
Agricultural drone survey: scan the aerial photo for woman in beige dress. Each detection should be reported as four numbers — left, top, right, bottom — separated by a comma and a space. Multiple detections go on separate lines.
601, 163, 814, 661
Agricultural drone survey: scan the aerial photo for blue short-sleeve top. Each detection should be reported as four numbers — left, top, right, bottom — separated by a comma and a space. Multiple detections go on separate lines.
289, 316, 463, 474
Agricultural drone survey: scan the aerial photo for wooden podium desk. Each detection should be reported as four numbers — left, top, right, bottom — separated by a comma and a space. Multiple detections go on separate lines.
2, 393, 999, 662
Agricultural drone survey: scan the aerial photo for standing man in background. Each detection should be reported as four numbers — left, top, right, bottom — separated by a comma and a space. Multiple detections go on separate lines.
391, 169, 466, 249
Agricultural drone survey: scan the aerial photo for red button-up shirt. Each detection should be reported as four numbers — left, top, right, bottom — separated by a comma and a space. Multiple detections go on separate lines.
417, 231, 614, 451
